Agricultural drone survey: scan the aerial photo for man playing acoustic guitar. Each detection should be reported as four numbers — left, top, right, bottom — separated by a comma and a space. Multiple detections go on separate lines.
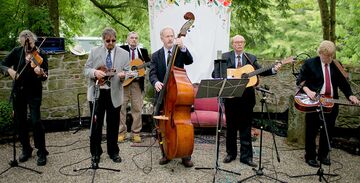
296, 40, 359, 167
219, 35, 282, 167
118, 31, 151, 143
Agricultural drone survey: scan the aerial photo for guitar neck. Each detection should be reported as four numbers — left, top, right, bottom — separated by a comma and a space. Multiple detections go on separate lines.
135, 62, 150, 70
325, 98, 358, 106
248, 63, 276, 78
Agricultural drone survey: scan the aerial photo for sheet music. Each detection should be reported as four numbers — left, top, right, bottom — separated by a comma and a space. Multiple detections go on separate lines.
196, 78, 249, 98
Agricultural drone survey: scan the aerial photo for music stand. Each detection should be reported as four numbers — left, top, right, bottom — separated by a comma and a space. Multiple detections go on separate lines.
72, 92, 87, 134
194, 78, 249, 183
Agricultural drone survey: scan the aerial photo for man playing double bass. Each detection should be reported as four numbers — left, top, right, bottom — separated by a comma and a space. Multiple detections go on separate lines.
149, 27, 194, 168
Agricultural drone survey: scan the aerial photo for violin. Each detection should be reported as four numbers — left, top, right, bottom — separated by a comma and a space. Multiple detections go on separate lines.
25, 46, 47, 78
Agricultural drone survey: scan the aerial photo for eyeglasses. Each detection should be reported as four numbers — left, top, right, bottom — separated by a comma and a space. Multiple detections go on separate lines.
233, 41, 245, 44
106, 39, 116, 43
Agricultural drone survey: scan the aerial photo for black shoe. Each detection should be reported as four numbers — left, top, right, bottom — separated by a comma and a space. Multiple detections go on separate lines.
37, 154, 47, 166
306, 159, 319, 167
181, 159, 194, 168
223, 155, 236, 163
318, 157, 331, 166
240, 160, 257, 167
91, 155, 100, 168
159, 157, 170, 165
92, 155, 100, 163
110, 154, 122, 163
19, 149, 33, 163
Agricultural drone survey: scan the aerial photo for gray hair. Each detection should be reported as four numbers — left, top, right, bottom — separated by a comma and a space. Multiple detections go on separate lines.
102, 27, 117, 40
18, 30, 37, 46
160, 27, 175, 38
127, 31, 138, 39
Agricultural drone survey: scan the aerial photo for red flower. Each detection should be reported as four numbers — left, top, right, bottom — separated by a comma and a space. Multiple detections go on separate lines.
223, 0, 231, 7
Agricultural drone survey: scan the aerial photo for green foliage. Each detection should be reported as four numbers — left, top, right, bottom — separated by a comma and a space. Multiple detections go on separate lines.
0, 101, 12, 132
0, 0, 359, 65
246, 0, 322, 59
336, 0, 360, 65
0, 0, 54, 50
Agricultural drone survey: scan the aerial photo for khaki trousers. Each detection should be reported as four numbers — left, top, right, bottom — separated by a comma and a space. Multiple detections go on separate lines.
119, 81, 143, 134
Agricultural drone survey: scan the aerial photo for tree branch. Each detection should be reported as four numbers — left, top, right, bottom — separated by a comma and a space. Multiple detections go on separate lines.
90, 0, 131, 31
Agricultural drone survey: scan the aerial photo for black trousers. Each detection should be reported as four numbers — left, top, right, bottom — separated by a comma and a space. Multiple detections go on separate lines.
13, 91, 47, 155
304, 106, 338, 160
224, 98, 254, 162
89, 89, 120, 157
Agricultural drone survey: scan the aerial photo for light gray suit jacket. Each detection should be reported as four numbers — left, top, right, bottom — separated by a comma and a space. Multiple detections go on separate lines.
84, 45, 130, 108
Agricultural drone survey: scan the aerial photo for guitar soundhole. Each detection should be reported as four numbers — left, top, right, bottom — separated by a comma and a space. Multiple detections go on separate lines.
241, 73, 249, 78
131, 66, 137, 70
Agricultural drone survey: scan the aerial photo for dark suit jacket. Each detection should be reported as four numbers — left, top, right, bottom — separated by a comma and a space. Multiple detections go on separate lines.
218, 51, 274, 108
120, 45, 151, 91
149, 47, 193, 87
296, 56, 353, 99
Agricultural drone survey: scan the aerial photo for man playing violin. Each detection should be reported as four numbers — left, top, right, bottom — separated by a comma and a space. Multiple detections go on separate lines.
149, 27, 194, 167
0, 30, 49, 166
297, 40, 359, 167
84, 27, 129, 166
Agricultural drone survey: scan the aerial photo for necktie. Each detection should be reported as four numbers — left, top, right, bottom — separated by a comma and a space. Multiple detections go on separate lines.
237, 55, 241, 68
324, 64, 331, 95
131, 48, 135, 60
106, 50, 112, 69
167, 50, 172, 65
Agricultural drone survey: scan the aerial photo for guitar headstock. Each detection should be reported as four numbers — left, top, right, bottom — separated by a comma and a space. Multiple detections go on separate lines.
178, 12, 195, 38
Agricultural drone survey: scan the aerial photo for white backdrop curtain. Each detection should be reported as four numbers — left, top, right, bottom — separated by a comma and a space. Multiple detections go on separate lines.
148, 0, 232, 83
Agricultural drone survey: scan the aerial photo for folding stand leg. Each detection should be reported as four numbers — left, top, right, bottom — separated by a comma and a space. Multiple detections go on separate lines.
195, 98, 240, 183
238, 92, 286, 183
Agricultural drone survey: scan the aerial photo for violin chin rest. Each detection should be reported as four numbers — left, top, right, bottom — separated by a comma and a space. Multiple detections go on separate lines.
153, 115, 169, 120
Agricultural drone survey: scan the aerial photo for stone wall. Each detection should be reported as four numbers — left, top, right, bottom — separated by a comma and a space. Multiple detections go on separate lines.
0, 53, 90, 120
0, 53, 359, 144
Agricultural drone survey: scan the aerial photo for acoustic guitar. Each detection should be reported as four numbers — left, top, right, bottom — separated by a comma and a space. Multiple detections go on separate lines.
122, 58, 150, 87
227, 56, 294, 87
294, 93, 359, 113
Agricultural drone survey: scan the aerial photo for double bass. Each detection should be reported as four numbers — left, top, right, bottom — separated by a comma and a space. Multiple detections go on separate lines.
153, 12, 195, 160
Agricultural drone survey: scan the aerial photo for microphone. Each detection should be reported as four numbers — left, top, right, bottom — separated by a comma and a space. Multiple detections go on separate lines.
255, 86, 274, 95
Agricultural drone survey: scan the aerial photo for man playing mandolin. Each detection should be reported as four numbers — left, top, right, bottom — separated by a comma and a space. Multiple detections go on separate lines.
296, 40, 359, 167
118, 31, 151, 143
84, 27, 129, 166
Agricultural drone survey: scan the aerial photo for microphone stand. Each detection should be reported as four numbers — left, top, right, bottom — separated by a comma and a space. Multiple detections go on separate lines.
0, 45, 42, 176
73, 80, 119, 183
238, 89, 285, 183
290, 102, 338, 182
